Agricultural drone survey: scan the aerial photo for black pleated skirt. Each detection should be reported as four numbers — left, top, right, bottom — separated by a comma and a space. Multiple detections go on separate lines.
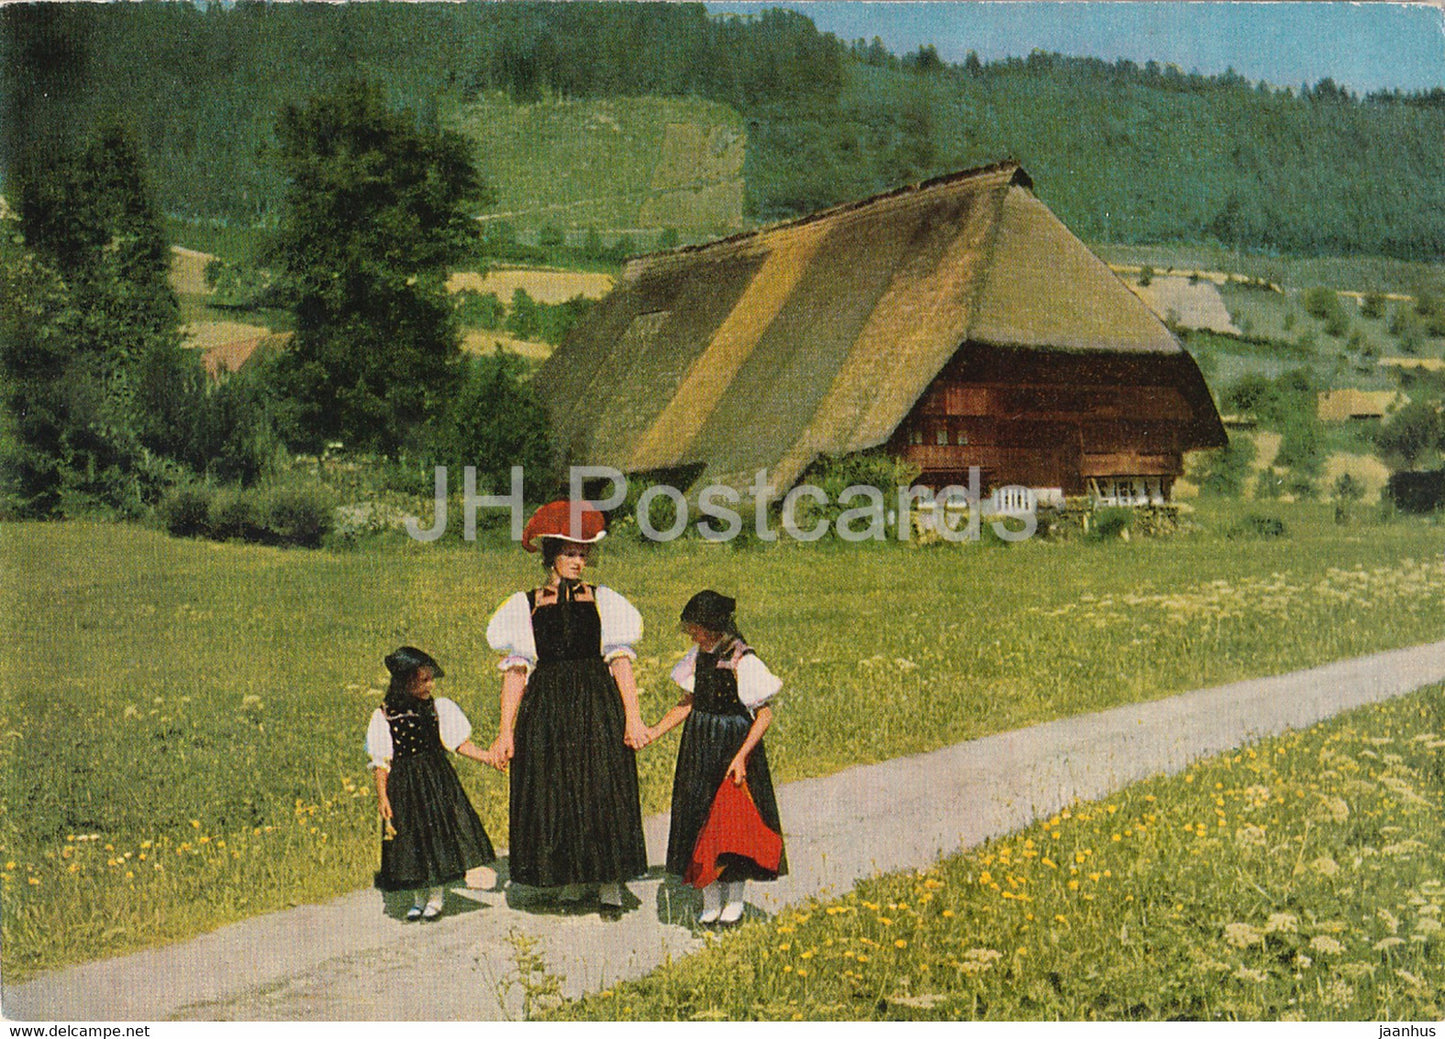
375, 749, 495, 892
664, 709, 786, 882
508, 657, 648, 887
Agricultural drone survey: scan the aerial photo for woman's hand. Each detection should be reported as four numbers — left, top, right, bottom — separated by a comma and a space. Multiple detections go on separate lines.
378, 794, 394, 821
726, 754, 748, 786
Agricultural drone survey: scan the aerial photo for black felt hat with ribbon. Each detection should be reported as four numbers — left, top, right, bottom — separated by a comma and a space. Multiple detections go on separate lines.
679, 590, 738, 635
384, 646, 445, 680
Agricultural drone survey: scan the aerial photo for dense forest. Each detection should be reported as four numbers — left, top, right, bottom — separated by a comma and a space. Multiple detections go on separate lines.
3, 1, 1443, 260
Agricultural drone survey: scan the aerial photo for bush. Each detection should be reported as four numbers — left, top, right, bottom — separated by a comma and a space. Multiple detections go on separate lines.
425, 351, 558, 496
1331, 472, 1366, 503
1302, 286, 1338, 321
1361, 292, 1387, 320
454, 289, 504, 330
1089, 506, 1134, 540
259, 481, 336, 547
1389, 308, 1426, 353
1255, 468, 1286, 499
1284, 473, 1319, 501
1386, 469, 1445, 514
1190, 432, 1256, 497
1227, 512, 1287, 539
1274, 417, 1325, 479
157, 484, 214, 537
1373, 401, 1442, 469
207, 486, 265, 541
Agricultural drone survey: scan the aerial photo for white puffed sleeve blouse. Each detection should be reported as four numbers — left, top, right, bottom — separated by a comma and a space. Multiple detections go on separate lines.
364, 697, 473, 770
485, 592, 536, 674
485, 585, 643, 674
670, 646, 783, 715
595, 585, 643, 663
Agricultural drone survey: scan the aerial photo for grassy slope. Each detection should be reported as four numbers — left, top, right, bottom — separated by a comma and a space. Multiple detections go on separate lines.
445, 93, 744, 234
1, 505, 1443, 977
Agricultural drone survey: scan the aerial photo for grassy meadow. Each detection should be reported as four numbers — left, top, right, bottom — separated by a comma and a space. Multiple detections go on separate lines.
445, 94, 745, 235
554, 683, 1445, 1021
1, 502, 1443, 979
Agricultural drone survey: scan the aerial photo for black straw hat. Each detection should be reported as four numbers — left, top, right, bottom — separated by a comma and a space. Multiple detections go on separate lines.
384, 646, 445, 679
679, 590, 737, 633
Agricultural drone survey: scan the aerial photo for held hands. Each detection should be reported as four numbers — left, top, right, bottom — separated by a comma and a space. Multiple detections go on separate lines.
726, 754, 748, 786
487, 732, 515, 772
378, 794, 394, 821
624, 716, 652, 750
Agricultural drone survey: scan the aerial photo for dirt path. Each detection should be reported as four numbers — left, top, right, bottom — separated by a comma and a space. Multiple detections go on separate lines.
6, 640, 1444, 1021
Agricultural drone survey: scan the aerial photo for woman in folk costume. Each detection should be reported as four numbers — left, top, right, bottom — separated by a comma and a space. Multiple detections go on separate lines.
484, 501, 650, 919
366, 646, 496, 921
648, 590, 786, 925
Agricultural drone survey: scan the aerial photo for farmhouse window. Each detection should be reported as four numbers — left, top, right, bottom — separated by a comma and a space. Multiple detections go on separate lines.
908, 429, 923, 445
955, 431, 969, 446
936, 428, 949, 446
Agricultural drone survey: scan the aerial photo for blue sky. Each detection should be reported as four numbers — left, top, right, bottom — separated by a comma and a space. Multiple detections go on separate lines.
707, 2, 1445, 94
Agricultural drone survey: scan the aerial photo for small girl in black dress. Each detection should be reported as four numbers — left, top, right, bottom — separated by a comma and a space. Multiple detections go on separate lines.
648, 591, 786, 925
365, 647, 497, 920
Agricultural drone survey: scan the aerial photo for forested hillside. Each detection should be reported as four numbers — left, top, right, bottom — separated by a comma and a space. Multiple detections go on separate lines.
3, 1, 1442, 259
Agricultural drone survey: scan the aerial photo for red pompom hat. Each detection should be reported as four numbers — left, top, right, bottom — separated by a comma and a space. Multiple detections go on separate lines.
521, 500, 608, 553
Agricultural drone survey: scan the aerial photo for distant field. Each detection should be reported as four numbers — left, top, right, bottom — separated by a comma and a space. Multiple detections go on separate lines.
2, 505, 1444, 978
461, 330, 552, 361
1096, 243, 1445, 397
1092, 243, 1445, 300
448, 267, 615, 304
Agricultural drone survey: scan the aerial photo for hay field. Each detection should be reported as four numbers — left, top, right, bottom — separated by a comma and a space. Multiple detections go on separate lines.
1127, 275, 1241, 334
448, 267, 615, 304
179, 319, 272, 353
168, 246, 215, 296
461, 330, 553, 361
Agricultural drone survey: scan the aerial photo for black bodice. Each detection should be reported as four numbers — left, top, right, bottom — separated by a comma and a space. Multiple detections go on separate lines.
528, 585, 603, 664
383, 698, 442, 760
693, 645, 752, 718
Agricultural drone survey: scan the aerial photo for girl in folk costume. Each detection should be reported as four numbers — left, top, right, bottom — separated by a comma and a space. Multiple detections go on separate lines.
365, 647, 497, 921
485, 501, 650, 919
648, 590, 786, 925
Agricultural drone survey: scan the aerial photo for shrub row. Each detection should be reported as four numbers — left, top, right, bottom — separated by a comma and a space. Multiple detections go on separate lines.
157, 481, 337, 547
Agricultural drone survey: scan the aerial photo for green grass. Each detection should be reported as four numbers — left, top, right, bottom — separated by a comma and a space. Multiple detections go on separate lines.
553, 684, 1445, 1021
445, 93, 744, 234
164, 219, 269, 267
1, 503, 1443, 979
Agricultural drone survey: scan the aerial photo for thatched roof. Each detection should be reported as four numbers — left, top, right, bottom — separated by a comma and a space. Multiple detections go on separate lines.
535, 160, 1219, 494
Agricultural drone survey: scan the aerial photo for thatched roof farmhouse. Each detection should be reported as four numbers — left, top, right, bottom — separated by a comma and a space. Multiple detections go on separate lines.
534, 161, 1225, 505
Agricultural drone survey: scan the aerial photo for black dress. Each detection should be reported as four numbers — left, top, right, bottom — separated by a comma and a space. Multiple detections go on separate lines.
508, 585, 648, 887
664, 642, 787, 882
374, 697, 495, 892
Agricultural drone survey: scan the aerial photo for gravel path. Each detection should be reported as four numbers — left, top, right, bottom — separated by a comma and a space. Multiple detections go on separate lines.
6, 639, 1444, 1021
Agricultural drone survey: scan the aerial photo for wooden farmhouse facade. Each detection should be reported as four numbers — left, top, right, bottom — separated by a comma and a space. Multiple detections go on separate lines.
534, 161, 1225, 505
